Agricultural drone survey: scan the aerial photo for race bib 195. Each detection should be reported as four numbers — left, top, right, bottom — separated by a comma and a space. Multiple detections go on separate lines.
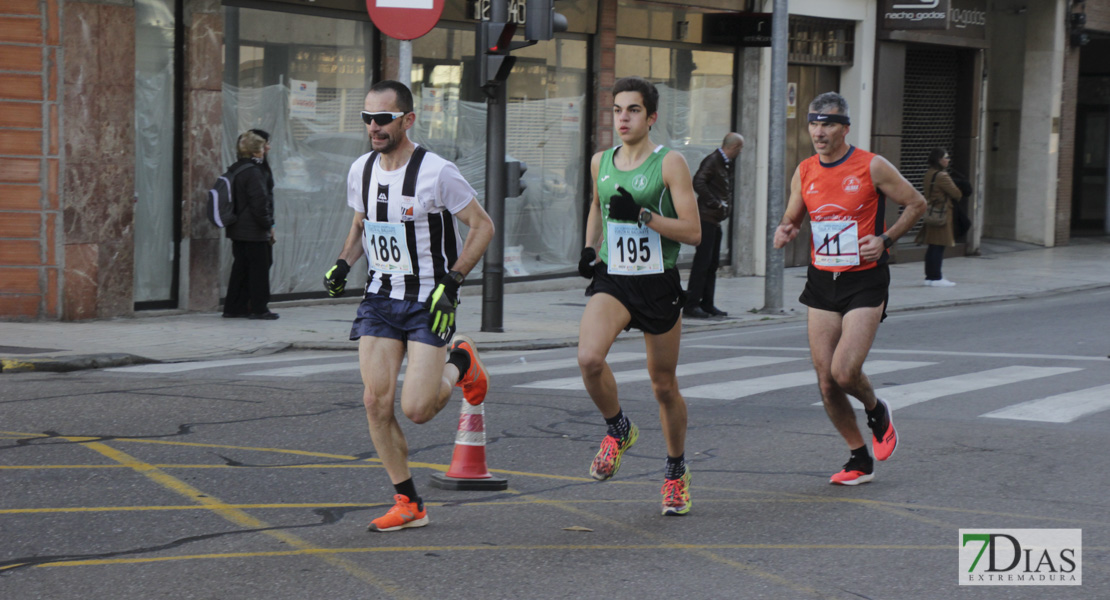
606, 222, 663, 275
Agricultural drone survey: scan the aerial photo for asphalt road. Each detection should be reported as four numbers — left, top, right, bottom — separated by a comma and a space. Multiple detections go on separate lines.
2, 289, 1108, 599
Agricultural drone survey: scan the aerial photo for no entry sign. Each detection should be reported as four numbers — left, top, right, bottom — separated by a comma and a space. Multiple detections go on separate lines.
366, 0, 446, 41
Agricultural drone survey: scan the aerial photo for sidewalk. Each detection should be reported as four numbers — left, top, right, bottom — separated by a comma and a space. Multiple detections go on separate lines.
3, 237, 1108, 373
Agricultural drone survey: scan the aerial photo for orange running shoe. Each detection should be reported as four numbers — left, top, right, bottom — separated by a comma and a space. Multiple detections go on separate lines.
829, 455, 874, 486
868, 398, 898, 461
367, 494, 428, 532
449, 334, 488, 406
589, 422, 639, 481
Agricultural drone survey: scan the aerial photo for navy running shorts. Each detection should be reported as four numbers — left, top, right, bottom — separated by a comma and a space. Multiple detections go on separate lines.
799, 264, 889, 321
349, 293, 453, 347
586, 262, 685, 335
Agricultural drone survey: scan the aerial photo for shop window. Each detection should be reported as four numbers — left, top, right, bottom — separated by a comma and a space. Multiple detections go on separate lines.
134, 0, 178, 306
788, 17, 854, 66
221, 6, 374, 297
411, 26, 589, 278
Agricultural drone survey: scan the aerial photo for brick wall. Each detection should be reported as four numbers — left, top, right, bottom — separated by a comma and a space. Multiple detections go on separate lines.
592, 0, 616, 153
0, 0, 61, 319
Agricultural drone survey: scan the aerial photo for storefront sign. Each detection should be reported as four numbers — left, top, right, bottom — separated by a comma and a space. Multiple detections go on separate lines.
703, 13, 773, 47
882, 0, 950, 30
881, 0, 986, 38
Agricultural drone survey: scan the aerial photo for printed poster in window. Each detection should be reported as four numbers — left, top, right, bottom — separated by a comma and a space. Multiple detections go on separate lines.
290, 79, 317, 119
562, 101, 581, 133
421, 87, 444, 125
787, 83, 797, 119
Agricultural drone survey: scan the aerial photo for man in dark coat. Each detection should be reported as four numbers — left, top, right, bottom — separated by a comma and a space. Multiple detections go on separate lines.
684, 132, 742, 319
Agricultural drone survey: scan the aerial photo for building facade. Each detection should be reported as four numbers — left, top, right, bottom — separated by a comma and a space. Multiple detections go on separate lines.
1, 0, 1105, 321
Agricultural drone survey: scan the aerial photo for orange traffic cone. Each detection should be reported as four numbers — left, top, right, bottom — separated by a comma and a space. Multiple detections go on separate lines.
429, 399, 508, 490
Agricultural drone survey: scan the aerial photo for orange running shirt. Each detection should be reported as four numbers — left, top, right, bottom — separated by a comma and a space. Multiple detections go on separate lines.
798, 146, 887, 272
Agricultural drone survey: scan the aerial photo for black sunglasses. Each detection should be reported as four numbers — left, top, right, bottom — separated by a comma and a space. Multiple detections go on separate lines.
361, 111, 407, 126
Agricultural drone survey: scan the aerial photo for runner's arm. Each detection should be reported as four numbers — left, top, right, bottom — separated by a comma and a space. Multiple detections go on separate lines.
583, 151, 605, 251
860, 155, 927, 262
773, 167, 805, 249
448, 199, 495, 278
337, 211, 366, 265
651, 151, 701, 246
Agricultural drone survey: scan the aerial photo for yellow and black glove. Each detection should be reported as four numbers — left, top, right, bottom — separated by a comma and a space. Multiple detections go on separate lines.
425, 270, 463, 339
324, 259, 350, 297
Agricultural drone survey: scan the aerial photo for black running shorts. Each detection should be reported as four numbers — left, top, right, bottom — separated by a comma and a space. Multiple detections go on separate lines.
799, 264, 889, 321
586, 262, 686, 335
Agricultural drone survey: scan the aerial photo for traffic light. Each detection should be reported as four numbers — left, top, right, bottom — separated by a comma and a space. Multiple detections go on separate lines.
524, 0, 568, 42
478, 20, 519, 86
506, 160, 527, 198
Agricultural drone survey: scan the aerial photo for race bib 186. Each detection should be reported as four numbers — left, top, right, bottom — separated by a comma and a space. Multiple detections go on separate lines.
606, 222, 663, 275
810, 219, 859, 267
363, 220, 413, 275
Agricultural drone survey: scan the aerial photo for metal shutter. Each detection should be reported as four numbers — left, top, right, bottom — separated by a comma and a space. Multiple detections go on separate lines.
899, 47, 958, 238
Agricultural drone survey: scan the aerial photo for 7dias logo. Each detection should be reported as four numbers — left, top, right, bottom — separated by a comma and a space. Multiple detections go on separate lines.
959, 529, 1081, 586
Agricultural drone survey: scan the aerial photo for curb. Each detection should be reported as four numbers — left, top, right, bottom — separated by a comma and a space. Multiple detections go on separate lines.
1, 353, 156, 374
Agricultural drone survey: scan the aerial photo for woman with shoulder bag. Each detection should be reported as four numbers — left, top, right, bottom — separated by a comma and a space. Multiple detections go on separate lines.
915, 147, 961, 287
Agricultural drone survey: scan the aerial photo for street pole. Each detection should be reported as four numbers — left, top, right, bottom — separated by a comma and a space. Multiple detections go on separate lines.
481, 0, 508, 332
398, 40, 411, 87
762, 0, 788, 313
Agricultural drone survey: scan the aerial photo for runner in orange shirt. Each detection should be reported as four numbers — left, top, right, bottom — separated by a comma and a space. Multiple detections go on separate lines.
773, 92, 926, 485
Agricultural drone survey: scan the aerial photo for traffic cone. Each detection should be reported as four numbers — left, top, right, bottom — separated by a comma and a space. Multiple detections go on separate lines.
429, 399, 508, 490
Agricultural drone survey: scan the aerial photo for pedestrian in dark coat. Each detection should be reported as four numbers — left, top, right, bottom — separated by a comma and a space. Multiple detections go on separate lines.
684, 132, 743, 319
223, 129, 279, 319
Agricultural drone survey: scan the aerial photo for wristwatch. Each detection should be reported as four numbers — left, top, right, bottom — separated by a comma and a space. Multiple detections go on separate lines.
638, 209, 653, 227
879, 233, 894, 249
447, 270, 465, 285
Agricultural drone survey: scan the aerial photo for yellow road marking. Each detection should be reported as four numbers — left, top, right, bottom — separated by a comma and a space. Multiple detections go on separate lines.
545, 501, 829, 598
76, 440, 416, 600
31, 542, 953, 568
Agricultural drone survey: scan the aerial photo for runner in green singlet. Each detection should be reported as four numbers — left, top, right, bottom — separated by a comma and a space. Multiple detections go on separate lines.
576, 76, 702, 516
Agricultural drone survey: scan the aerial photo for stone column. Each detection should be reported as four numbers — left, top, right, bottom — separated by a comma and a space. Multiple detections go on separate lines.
1014, 0, 1067, 246
182, 0, 225, 311
61, 0, 136, 320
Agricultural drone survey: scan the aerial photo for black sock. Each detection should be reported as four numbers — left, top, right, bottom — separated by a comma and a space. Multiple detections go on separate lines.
393, 478, 422, 509
850, 445, 872, 463
446, 348, 471, 383
605, 409, 630, 439
664, 454, 686, 480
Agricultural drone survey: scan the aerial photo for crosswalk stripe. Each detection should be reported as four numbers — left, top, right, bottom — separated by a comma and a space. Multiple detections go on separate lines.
872, 366, 1082, 411
684, 360, 933, 400
105, 353, 335, 374
241, 362, 358, 377
980, 383, 1110, 423
517, 356, 802, 392
243, 352, 648, 379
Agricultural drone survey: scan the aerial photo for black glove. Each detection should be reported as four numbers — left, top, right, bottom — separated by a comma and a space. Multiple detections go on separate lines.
425, 271, 463, 338
578, 247, 597, 279
607, 185, 641, 222
324, 259, 350, 297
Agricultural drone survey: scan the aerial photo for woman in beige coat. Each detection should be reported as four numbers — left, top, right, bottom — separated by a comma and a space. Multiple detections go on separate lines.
916, 147, 961, 286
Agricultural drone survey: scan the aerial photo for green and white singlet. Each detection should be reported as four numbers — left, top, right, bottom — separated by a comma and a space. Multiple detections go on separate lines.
597, 144, 681, 271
